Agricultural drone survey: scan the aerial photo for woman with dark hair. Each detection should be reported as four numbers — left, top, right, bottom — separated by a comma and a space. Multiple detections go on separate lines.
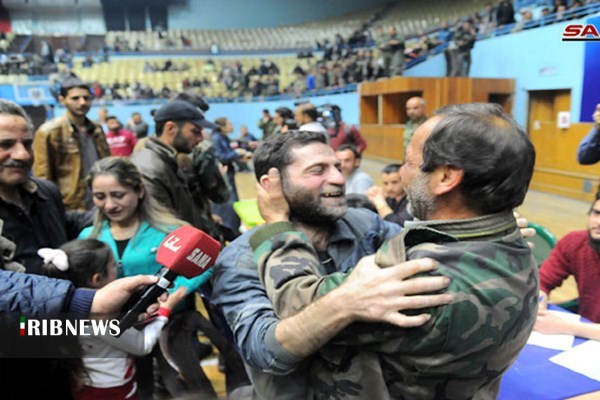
78, 156, 214, 398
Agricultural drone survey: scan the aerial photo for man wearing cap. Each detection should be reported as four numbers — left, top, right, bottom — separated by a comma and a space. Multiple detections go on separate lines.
33, 77, 110, 210
131, 100, 214, 230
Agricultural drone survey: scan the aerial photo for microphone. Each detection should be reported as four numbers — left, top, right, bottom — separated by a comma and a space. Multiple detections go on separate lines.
116, 225, 220, 335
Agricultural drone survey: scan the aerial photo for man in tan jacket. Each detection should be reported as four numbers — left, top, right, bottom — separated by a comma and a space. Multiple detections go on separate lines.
33, 77, 110, 210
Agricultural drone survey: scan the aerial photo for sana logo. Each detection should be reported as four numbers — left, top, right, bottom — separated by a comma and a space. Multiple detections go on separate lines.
562, 24, 600, 41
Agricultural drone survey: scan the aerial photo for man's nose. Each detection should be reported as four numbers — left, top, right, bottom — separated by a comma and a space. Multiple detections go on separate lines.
12, 142, 31, 161
329, 167, 345, 185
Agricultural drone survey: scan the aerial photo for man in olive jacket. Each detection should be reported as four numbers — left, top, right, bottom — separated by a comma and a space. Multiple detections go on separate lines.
33, 78, 110, 210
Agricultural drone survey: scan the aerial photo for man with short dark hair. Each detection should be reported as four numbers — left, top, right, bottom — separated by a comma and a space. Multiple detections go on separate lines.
538, 191, 600, 325
131, 100, 214, 232
454, 20, 476, 77
322, 104, 368, 153
105, 116, 137, 157
335, 143, 374, 195
33, 77, 110, 210
387, 25, 405, 76
212, 130, 452, 399
251, 103, 538, 399
577, 103, 600, 165
258, 108, 275, 139
366, 163, 412, 226
125, 112, 149, 139
131, 100, 228, 398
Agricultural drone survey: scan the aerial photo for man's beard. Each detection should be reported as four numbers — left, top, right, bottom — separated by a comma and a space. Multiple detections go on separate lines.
588, 232, 600, 254
282, 179, 347, 226
405, 171, 436, 221
172, 129, 192, 153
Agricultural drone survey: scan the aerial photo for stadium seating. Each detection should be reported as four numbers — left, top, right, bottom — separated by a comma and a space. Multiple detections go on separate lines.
70, 55, 316, 98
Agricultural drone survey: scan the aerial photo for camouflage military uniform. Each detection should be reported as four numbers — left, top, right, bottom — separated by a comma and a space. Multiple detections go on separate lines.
251, 211, 539, 399
403, 116, 427, 153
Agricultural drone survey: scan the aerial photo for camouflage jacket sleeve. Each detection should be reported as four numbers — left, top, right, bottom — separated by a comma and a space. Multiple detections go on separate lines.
250, 221, 350, 318
332, 227, 538, 349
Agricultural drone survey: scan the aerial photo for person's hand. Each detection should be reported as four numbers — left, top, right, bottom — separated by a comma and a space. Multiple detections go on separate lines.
218, 162, 228, 176
91, 275, 167, 318
256, 167, 290, 224
534, 310, 575, 335
593, 103, 600, 129
161, 287, 188, 311
212, 213, 224, 225
366, 186, 386, 207
248, 140, 259, 150
538, 291, 549, 311
338, 256, 453, 328
514, 210, 535, 248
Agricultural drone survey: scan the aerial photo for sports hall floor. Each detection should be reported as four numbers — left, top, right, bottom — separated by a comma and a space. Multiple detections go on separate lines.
201, 156, 592, 399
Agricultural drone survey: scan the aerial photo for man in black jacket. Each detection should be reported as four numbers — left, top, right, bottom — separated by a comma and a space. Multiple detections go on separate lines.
0, 99, 90, 274
131, 100, 218, 236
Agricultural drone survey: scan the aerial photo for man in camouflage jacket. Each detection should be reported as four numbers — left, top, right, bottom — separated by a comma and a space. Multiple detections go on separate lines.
250, 103, 539, 399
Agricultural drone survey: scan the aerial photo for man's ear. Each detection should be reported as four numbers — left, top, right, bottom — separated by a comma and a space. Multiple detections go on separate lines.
431, 166, 464, 196
259, 174, 271, 190
58, 96, 66, 106
163, 121, 178, 138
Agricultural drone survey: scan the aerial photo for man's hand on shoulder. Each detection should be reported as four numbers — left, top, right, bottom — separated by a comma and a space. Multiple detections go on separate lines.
333, 256, 453, 328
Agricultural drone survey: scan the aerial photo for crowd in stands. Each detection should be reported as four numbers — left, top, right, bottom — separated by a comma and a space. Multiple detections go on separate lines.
0, 0, 598, 101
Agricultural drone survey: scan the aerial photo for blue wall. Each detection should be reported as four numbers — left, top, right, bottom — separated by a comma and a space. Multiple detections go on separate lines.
406, 18, 589, 127
581, 14, 600, 123
168, 0, 387, 29
53, 92, 359, 140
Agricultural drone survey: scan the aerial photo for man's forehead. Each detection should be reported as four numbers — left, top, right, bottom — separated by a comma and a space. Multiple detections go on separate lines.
0, 115, 31, 135
410, 116, 441, 151
592, 200, 600, 212
66, 87, 90, 97
382, 172, 400, 179
289, 142, 335, 164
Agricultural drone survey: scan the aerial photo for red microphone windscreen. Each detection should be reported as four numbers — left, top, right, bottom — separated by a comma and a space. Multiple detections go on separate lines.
156, 226, 221, 279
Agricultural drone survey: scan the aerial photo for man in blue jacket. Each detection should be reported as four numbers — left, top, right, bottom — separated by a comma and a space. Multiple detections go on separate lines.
577, 103, 600, 165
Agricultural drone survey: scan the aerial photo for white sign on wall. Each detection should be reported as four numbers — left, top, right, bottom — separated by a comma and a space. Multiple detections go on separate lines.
557, 111, 571, 129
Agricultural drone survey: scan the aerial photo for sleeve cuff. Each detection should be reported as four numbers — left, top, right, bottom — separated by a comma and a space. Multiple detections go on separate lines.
264, 323, 304, 368
249, 221, 296, 250
67, 288, 95, 318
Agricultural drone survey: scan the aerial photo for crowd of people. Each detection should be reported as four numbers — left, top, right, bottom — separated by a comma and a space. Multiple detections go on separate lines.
2, 1, 600, 398
4, 68, 599, 399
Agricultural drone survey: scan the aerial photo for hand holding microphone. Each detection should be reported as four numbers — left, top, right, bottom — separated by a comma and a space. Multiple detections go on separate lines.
116, 226, 220, 335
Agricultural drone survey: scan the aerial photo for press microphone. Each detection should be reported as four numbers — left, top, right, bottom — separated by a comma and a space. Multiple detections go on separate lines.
116, 225, 220, 335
